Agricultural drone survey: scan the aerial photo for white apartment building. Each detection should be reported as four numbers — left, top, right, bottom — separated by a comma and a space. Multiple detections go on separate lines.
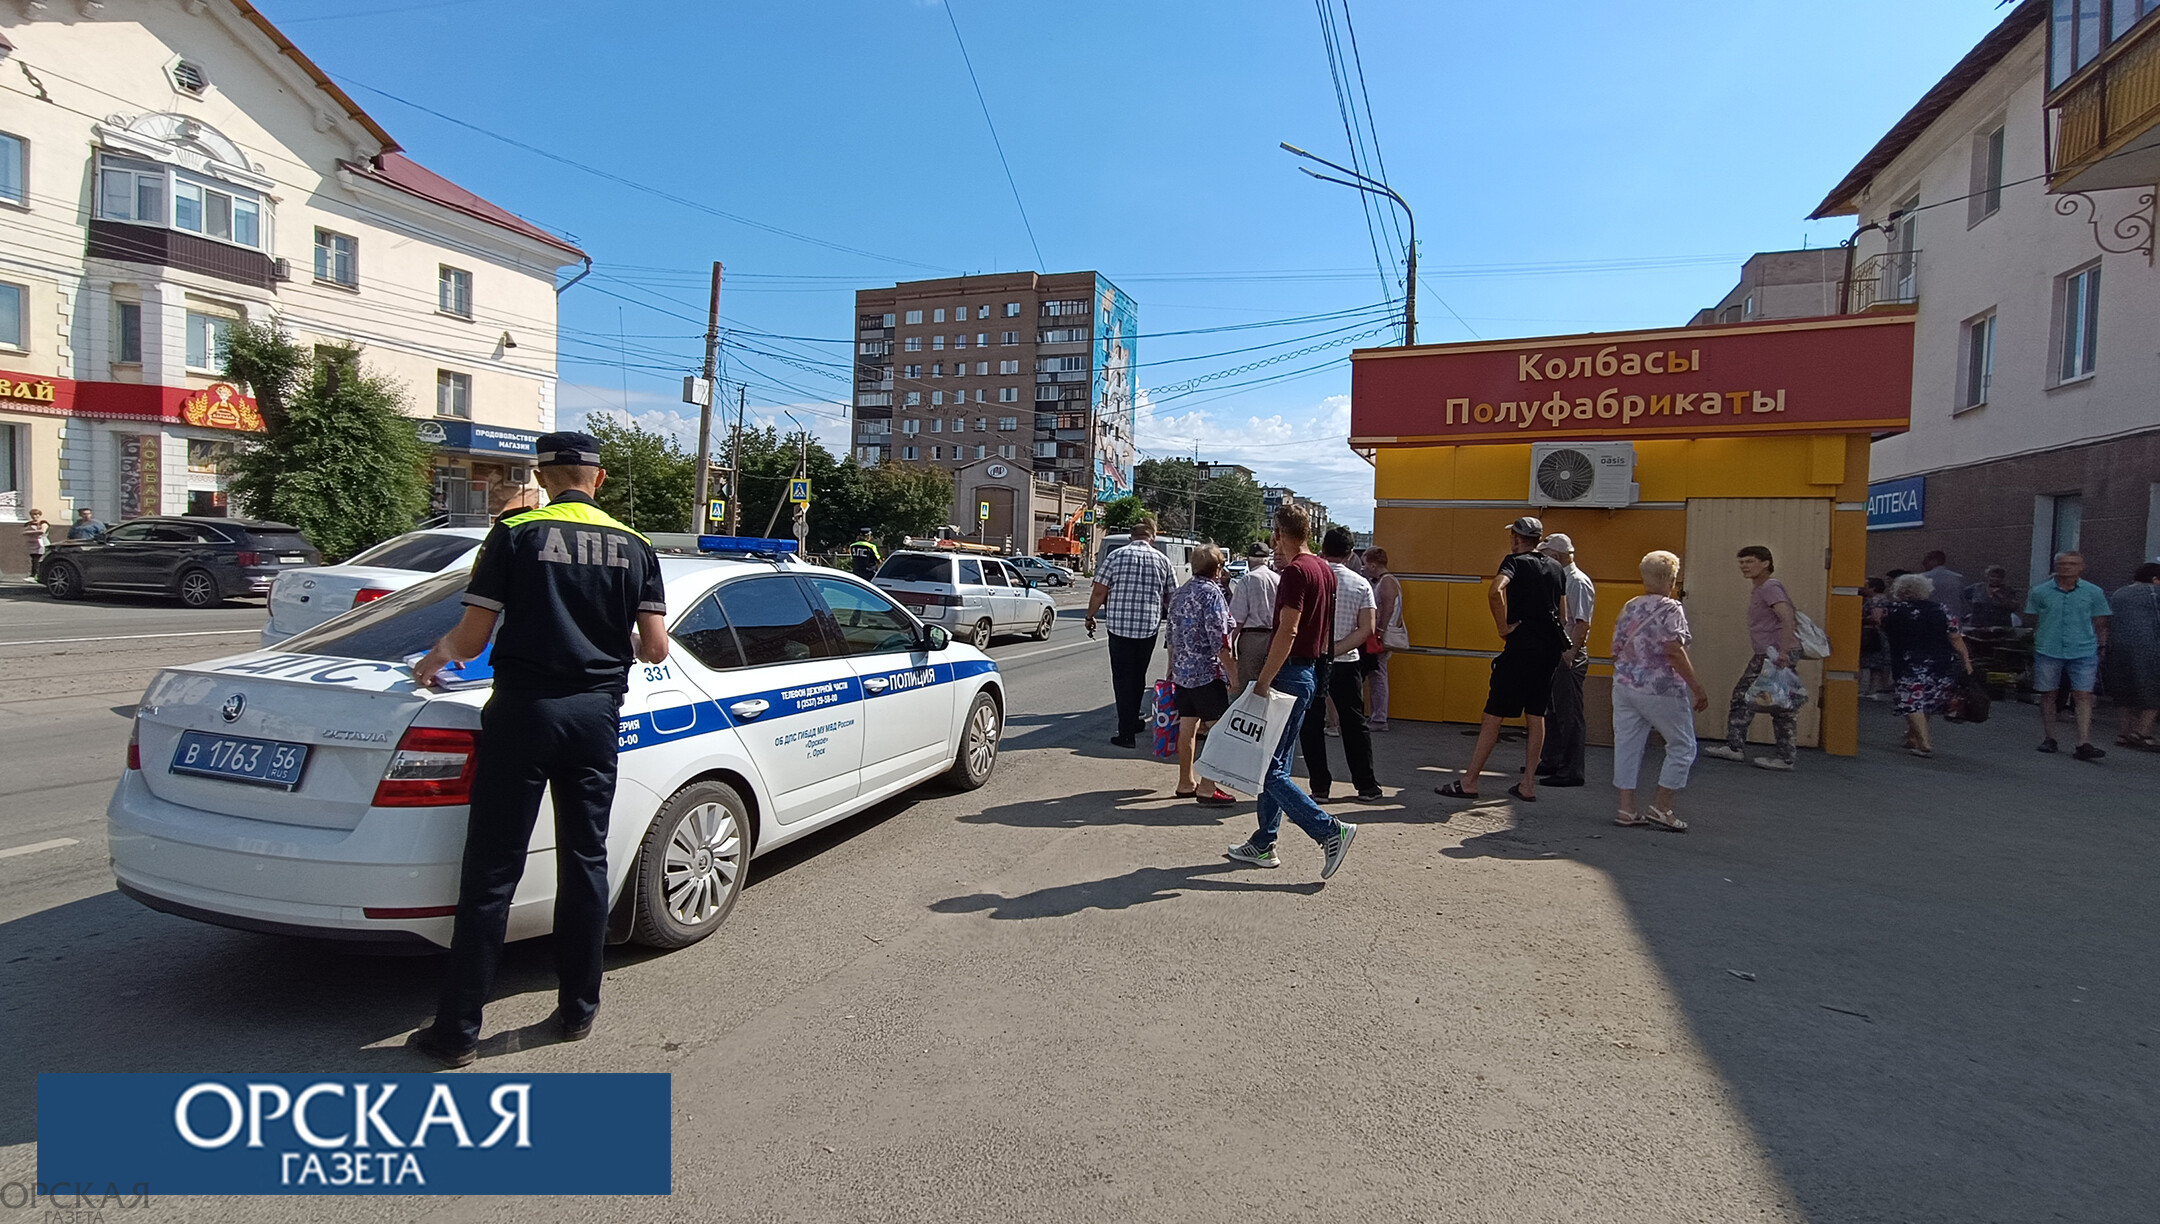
1811, 0, 2160, 586
0, 0, 585, 571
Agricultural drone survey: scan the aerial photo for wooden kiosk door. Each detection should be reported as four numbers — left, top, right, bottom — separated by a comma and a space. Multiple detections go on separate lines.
1683, 498, 1830, 748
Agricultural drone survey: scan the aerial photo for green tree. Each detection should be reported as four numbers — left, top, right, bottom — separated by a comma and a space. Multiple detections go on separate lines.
221, 325, 431, 562
1195, 471, 1266, 553
1099, 494, 1146, 532
1133, 458, 1198, 534
859, 462, 955, 549
587, 416, 696, 533
727, 425, 868, 553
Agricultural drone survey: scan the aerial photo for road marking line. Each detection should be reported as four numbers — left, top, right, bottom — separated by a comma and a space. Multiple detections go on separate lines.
0, 629, 261, 647
0, 837, 79, 860
995, 636, 1105, 665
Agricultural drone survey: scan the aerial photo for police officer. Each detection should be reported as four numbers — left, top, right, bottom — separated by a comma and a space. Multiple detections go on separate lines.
849, 528, 882, 579
407, 431, 668, 1067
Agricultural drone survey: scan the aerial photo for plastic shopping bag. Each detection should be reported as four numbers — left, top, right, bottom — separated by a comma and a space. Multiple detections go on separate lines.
1195, 682, 1298, 797
1746, 664, 1809, 712
1151, 679, 1180, 759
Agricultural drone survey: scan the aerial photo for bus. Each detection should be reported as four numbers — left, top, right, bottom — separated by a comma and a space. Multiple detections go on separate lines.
1098, 533, 1204, 586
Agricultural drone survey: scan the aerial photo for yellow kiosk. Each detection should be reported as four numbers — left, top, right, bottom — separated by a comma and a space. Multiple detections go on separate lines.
1350, 313, 1915, 757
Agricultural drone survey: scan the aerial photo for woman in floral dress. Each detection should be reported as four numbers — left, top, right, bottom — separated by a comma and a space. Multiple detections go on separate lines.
1882, 573, 1972, 757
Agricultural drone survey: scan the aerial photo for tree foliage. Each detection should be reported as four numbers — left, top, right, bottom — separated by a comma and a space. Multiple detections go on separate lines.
860, 462, 956, 548
1099, 494, 1146, 532
1130, 458, 1266, 549
588, 416, 696, 534
222, 324, 431, 562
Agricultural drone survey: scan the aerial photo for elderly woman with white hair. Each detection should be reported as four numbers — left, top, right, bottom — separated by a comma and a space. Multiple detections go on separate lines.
1882, 572, 1973, 757
1608, 550, 1708, 832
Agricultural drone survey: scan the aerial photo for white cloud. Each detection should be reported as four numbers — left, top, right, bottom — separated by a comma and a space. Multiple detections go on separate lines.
558, 383, 853, 458
1135, 391, 1375, 529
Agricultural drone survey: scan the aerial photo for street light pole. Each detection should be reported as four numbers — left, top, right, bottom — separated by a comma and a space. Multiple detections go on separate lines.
1281, 142, 1416, 346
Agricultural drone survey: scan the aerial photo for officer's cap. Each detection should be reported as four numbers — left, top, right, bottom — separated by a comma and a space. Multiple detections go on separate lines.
535, 431, 603, 468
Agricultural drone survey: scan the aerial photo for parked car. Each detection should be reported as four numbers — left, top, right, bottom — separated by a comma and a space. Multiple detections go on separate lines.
42, 517, 322, 608
872, 550, 1058, 648
109, 556, 1004, 950
262, 527, 489, 645
1011, 555, 1073, 588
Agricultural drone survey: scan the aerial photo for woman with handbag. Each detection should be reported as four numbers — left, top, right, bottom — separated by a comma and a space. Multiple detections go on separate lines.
1362, 547, 1407, 730
1882, 573, 1972, 757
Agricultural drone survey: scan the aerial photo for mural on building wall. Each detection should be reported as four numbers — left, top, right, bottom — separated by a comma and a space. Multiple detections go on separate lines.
1092, 276, 1137, 502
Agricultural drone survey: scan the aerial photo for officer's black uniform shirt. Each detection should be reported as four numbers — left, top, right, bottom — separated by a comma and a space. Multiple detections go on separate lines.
462, 491, 666, 697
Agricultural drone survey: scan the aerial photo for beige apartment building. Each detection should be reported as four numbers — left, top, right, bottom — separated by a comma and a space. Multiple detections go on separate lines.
852, 271, 1135, 551
0, 0, 584, 571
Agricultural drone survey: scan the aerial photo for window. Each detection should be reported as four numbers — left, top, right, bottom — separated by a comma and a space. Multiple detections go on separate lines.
184, 311, 232, 370
187, 438, 236, 474
953, 418, 965, 434
954, 333, 968, 350
806, 576, 916, 655
716, 576, 833, 666
1039, 327, 1091, 343
931, 418, 943, 433
1001, 331, 1018, 345
116, 302, 142, 364
905, 391, 921, 406
1959, 311, 1996, 411
169, 58, 210, 96
439, 266, 473, 317
932, 392, 944, 407
975, 445, 988, 459
931, 445, 943, 460
671, 590, 746, 671
904, 336, 923, 351
975, 361, 989, 376
2052, 493, 2084, 557
933, 308, 946, 323
1004, 302, 1020, 317
904, 364, 922, 379
978, 305, 991, 319
931, 363, 943, 377
999, 416, 1018, 431
958, 559, 985, 585
436, 370, 472, 418
932, 335, 945, 350
997, 444, 1016, 459
173, 174, 260, 246
903, 419, 921, 435
1971, 124, 2007, 225
999, 387, 1019, 403
902, 446, 919, 460
905, 309, 923, 324
0, 132, 23, 206
999, 359, 1019, 374
1042, 299, 1087, 317
98, 158, 166, 225
0, 282, 22, 350
1033, 441, 1058, 458
2047, 0, 2156, 87
976, 417, 988, 432
349, 531, 484, 572
314, 228, 357, 287
2057, 263, 2101, 382
976, 332, 988, 346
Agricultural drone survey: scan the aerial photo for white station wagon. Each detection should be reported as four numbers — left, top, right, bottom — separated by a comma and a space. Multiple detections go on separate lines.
108, 546, 1003, 951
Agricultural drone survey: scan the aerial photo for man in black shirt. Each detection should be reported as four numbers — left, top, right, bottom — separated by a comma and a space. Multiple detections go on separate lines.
408, 431, 669, 1067
1438, 516, 1567, 802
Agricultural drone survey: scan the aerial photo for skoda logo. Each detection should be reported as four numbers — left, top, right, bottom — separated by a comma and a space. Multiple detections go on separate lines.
221, 693, 246, 723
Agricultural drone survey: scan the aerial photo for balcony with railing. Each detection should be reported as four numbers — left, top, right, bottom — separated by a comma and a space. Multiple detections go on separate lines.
2047, 0, 2160, 190
1845, 250, 1921, 312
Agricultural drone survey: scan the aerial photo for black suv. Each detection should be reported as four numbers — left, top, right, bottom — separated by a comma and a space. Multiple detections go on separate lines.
42, 517, 323, 608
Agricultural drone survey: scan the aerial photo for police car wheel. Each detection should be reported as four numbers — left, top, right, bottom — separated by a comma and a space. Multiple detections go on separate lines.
630, 779, 750, 949
177, 569, 221, 609
970, 619, 994, 649
44, 560, 82, 601
1031, 609, 1054, 640
944, 690, 1001, 791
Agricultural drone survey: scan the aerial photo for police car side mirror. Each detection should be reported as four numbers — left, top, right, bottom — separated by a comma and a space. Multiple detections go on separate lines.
922, 625, 951, 652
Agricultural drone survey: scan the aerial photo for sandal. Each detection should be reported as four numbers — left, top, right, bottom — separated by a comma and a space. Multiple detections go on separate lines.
1506, 783, 1537, 803
1906, 746, 1933, 758
1614, 810, 1650, 827
1194, 788, 1238, 807
1644, 806, 1688, 833
1434, 780, 1480, 799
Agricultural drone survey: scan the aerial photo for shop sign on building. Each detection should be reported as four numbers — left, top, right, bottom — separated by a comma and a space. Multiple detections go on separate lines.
417, 421, 541, 456
1350, 314, 1915, 447
178, 384, 265, 433
1866, 475, 1926, 531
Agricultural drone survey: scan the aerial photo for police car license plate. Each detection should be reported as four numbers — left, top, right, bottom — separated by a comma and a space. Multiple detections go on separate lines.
170, 731, 309, 789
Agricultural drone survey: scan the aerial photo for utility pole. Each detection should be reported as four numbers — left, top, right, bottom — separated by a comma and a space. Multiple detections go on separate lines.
1281, 142, 1417, 345
690, 261, 723, 532
726, 385, 745, 535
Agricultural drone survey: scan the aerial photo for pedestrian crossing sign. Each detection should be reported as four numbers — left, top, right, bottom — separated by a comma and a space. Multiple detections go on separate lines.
789, 479, 810, 504
979, 501, 990, 520
708, 499, 726, 521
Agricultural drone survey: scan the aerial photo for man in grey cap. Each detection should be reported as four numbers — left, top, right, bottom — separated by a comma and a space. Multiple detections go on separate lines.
1229, 539, 1280, 691
1438, 516, 1568, 802
1534, 532, 1595, 788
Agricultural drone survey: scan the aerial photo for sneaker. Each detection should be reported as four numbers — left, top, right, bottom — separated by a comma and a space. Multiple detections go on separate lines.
1324, 726, 1342, 737
1751, 757, 1794, 772
1352, 790, 1387, 804
2073, 742, 2106, 762
406, 1027, 476, 1069
1319, 822, 1358, 880
1225, 840, 1281, 868
1369, 721, 1390, 732
1699, 744, 1747, 763
1110, 734, 1137, 749
2037, 738, 2059, 754
1309, 788, 1332, 803
557, 1009, 595, 1042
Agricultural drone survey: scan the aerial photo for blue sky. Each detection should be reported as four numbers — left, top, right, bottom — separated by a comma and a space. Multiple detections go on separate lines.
259, 0, 2010, 529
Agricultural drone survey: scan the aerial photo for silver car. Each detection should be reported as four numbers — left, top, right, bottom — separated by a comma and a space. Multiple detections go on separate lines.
1010, 555, 1074, 588
261, 527, 489, 645
873, 551, 1057, 648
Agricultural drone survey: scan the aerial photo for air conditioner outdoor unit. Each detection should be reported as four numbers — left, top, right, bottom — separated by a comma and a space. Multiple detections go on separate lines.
507, 465, 531, 484
1528, 441, 1638, 508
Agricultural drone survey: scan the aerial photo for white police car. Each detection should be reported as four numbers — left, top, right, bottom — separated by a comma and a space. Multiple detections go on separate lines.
107, 539, 1003, 951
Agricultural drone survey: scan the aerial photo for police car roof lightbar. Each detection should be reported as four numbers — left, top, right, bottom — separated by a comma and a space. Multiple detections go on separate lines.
698, 535, 800, 555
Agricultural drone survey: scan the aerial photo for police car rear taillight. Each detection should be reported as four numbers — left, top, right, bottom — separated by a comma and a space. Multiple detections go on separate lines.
352, 587, 393, 607
373, 726, 478, 807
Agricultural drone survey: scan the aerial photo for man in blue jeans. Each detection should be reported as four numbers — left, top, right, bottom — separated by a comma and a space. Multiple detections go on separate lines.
1225, 505, 1357, 880
2025, 550, 2112, 761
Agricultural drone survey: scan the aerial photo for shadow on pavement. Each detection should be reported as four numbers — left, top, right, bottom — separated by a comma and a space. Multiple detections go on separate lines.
1373, 705, 2160, 1222
930, 860, 1321, 920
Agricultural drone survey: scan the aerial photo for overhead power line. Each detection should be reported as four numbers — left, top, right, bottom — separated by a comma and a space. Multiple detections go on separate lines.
942, 1, 1046, 270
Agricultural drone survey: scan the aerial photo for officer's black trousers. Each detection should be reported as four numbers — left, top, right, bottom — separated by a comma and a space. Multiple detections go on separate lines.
433, 689, 621, 1047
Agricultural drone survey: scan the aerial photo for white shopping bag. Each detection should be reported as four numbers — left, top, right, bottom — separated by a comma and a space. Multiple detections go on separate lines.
1195, 682, 1297, 798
